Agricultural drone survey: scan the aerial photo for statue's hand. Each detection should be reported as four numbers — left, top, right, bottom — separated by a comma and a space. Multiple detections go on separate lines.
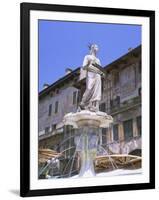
83, 57, 91, 70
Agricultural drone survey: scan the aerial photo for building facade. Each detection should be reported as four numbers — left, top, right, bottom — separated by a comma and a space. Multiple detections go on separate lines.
100, 45, 141, 156
39, 45, 141, 159
39, 68, 80, 156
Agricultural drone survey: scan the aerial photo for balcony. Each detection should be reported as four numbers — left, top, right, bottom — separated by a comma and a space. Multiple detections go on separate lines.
39, 127, 64, 141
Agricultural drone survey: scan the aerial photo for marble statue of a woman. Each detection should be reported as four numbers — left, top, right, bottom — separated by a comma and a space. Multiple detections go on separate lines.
79, 44, 105, 112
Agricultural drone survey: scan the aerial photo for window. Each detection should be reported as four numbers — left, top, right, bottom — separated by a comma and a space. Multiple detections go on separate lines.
45, 127, 50, 134
48, 104, 52, 116
49, 91, 54, 97
100, 103, 106, 112
73, 91, 77, 105
113, 124, 119, 141
137, 116, 141, 136
123, 119, 133, 140
55, 89, 59, 94
52, 124, 56, 131
55, 101, 58, 113
110, 96, 120, 109
114, 72, 119, 87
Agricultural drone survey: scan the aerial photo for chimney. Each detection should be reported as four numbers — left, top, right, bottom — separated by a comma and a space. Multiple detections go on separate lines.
43, 83, 49, 89
65, 68, 72, 75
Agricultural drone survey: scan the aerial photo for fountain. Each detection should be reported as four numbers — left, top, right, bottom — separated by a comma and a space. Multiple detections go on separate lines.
63, 44, 113, 177
63, 110, 113, 177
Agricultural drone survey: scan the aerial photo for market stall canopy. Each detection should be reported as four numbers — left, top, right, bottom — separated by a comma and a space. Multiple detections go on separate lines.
38, 148, 63, 164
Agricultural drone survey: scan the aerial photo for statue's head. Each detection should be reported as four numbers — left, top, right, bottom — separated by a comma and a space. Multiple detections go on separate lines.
88, 44, 99, 54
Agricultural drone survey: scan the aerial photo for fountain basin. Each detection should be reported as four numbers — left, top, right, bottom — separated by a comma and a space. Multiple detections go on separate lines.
63, 110, 113, 129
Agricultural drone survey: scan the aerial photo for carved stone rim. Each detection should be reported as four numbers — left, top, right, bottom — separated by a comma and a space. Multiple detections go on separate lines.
63, 110, 113, 129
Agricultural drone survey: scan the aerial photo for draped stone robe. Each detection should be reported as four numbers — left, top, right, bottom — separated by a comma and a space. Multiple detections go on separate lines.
80, 54, 103, 110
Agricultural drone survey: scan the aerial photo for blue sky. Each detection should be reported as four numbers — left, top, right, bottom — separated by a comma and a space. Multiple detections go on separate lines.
39, 20, 141, 91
